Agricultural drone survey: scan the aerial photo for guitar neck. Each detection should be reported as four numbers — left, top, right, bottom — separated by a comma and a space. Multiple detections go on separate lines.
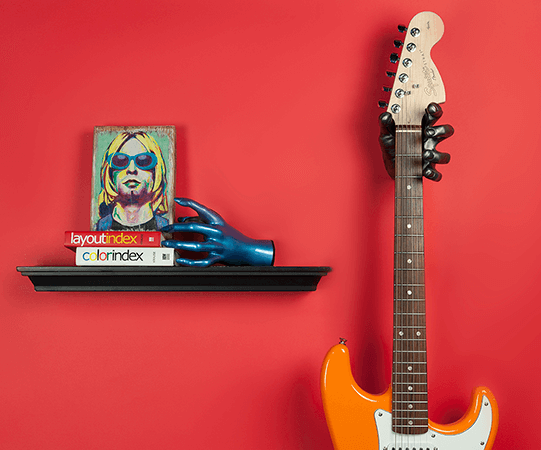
392, 125, 428, 434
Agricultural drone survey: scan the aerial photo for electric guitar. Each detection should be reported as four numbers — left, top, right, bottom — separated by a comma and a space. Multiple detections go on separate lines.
321, 12, 498, 450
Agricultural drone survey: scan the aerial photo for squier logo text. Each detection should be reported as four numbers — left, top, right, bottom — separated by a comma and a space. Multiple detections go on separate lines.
82, 249, 143, 262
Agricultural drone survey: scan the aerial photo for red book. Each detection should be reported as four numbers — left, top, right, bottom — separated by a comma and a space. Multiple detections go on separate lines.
64, 231, 163, 250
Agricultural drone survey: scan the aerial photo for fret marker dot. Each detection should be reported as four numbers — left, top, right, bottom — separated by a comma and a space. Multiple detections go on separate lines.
408, 404, 414, 409
416, 331, 421, 336
407, 259, 412, 264
407, 224, 412, 228
407, 185, 412, 190
408, 366, 413, 371
399, 331, 404, 336
408, 386, 413, 391
407, 290, 412, 295
408, 420, 414, 425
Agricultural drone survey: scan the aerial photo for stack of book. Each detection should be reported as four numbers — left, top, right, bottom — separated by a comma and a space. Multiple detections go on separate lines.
65, 231, 175, 266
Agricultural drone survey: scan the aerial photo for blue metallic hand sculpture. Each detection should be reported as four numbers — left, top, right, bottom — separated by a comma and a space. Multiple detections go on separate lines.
379, 102, 454, 181
160, 198, 275, 267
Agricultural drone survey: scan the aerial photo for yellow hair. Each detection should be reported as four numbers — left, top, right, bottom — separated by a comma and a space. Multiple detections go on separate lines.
98, 132, 168, 216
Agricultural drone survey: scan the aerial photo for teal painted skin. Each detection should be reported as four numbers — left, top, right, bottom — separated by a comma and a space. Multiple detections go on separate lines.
161, 198, 274, 267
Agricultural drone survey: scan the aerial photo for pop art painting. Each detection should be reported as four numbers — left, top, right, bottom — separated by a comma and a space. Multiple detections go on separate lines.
91, 126, 176, 231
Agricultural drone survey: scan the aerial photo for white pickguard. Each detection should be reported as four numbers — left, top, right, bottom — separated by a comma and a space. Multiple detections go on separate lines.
375, 395, 493, 450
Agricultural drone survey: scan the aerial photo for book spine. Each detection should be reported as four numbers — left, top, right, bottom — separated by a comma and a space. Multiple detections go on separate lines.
75, 247, 175, 266
65, 231, 163, 249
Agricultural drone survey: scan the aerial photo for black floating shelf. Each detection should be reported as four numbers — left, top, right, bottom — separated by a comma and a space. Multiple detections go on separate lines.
17, 266, 332, 292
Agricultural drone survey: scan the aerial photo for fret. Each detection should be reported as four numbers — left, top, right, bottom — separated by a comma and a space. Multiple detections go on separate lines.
396, 392, 428, 398
392, 422, 429, 426
393, 350, 426, 354
394, 364, 428, 369
394, 337, 426, 341
393, 395, 428, 399
393, 420, 429, 423
394, 361, 427, 366
396, 129, 422, 133
392, 393, 428, 397
394, 373, 427, 376
395, 362, 426, 366
393, 391, 428, 395
394, 336, 426, 343
393, 408, 429, 412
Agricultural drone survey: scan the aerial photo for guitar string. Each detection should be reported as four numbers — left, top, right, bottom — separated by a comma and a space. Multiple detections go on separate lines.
407, 123, 414, 448
393, 127, 403, 449
405, 125, 411, 449
394, 129, 397, 450
409, 123, 414, 447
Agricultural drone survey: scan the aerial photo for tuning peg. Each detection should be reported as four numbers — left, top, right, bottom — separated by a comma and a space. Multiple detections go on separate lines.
398, 24, 407, 33
390, 53, 399, 63
386, 71, 396, 78
394, 40, 404, 48
382, 86, 392, 92
378, 101, 389, 108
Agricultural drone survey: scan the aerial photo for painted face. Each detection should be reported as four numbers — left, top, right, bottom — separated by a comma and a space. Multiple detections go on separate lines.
112, 138, 154, 202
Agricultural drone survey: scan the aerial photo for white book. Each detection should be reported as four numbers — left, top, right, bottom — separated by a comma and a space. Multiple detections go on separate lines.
75, 247, 175, 266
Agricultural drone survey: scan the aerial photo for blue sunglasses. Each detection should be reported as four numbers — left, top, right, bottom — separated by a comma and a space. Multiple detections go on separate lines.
109, 152, 158, 170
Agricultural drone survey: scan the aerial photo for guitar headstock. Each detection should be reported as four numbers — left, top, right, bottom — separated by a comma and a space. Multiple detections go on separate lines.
381, 12, 446, 125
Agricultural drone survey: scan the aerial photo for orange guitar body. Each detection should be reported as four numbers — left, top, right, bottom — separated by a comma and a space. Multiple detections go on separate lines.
321, 344, 499, 450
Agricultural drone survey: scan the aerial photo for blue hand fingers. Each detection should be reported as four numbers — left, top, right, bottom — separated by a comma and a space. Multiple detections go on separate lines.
175, 198, 224, 225
162, 240, 223, 253
160, 222, 223, 237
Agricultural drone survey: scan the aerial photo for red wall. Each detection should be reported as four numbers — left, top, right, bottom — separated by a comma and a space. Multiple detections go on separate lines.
1, 1, 540, 448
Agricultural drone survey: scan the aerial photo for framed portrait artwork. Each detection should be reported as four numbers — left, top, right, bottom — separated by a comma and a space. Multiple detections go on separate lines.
90, 126, 176, 231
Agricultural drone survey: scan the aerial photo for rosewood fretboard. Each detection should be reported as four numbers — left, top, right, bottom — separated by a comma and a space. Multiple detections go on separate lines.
392, 125, 428, 435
